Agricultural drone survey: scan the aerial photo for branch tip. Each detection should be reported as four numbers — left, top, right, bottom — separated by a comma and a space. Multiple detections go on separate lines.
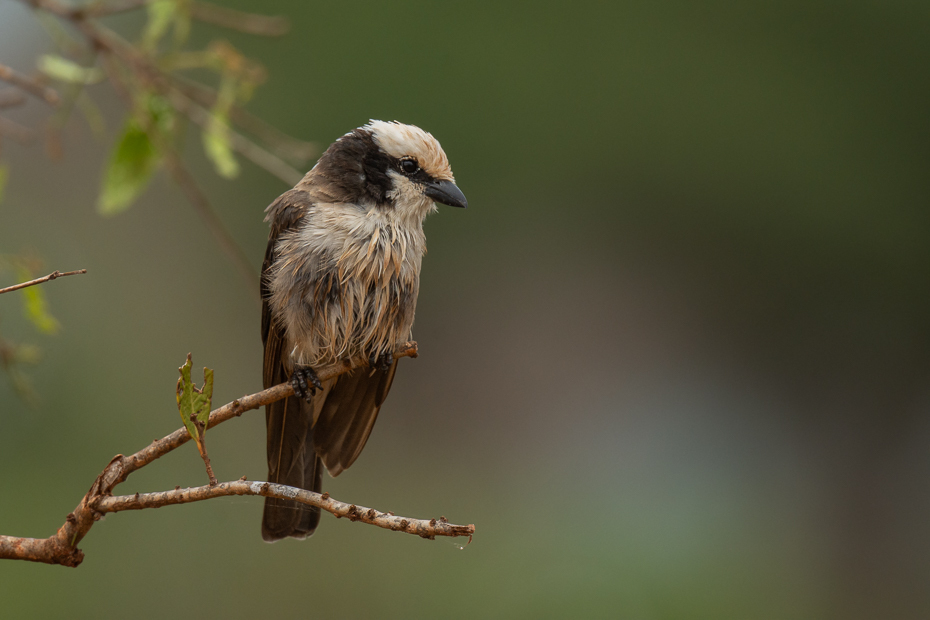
0, 268, 87, 295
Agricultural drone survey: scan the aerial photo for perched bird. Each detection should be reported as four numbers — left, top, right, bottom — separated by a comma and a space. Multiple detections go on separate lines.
260, 120, 466, 541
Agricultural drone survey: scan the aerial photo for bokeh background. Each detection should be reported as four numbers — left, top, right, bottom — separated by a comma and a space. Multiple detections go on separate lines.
2, 1, 930, 618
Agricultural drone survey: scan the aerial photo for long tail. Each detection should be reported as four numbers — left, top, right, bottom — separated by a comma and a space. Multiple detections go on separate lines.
261, 394, 323, 541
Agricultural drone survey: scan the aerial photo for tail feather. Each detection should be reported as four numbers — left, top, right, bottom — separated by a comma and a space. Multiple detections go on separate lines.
262, 394, 320, 541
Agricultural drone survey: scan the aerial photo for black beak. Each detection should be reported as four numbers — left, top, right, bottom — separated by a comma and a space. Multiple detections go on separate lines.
424, 179, 468, 208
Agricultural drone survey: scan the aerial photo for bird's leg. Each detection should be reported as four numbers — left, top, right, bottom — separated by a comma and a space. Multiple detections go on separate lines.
290, 365, 322, 403
368, 350, 394, 372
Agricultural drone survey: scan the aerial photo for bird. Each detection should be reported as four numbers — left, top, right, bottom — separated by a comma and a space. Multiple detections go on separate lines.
260, 120, 467, 541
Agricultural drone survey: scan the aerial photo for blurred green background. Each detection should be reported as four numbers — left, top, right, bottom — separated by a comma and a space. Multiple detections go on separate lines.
2, 1, 930, 618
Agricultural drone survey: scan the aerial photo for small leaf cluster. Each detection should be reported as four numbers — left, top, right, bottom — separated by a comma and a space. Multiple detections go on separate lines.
176, 352, 214, 456
32, 0, 271, 215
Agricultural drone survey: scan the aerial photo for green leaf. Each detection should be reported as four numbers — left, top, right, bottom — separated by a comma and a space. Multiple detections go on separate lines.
16, 266, 60, 335
0, 164, 8, 206
97, 118, 160, 215
175, 354, 214, 454
36, 54, 104, 85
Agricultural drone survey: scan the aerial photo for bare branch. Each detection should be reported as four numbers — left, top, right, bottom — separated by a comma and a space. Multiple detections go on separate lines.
96, 51, 261, 292
94, 481, 474, 540
160, 82, 307, 184
76, 0, 153, 18
0, 62, 60, 106
72, 0, 290, 35
0, 342, 444, 567
159, 140, 262, 290
14, 0, 313, 287
0, 269, 86, 295
0, 532, 83, 567
172, 76, 317, 163
82, 19, 306, 184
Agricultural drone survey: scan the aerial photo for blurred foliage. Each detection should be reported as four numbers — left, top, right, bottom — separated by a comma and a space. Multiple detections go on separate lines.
1, 0, 309, 399
37, 54, 104, 85
0, 256, 60, 404
16, 265, 61, 335
142, 0, 191, 51
97, 96, 170, 215
22, 0, 296, 219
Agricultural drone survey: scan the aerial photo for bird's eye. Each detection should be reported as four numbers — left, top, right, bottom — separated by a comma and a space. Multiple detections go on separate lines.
400, 159, 419, 175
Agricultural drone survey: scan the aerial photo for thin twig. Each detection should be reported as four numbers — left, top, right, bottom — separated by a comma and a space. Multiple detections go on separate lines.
160, 86, 305, 184
0, 342, 444, 567
29, 0, 308, 182
73, 0, 290, 35
191, 420, 218, 486
0, 62, 60, 106
159, 141, 261, 290
100, 25, 305, 184
190, 1, 290, 36
97, 50, 260, 292
75, 0, 153, 18
94, 481, 474, 540
171, 76, 317, 164
83, 18, 306, 184
0, 269, 86, 295
80, 22, 289, 286
17, 0, 308, 287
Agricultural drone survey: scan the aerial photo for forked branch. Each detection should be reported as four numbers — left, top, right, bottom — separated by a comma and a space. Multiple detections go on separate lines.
0, 341, 474, 567
94, 481, 473, 539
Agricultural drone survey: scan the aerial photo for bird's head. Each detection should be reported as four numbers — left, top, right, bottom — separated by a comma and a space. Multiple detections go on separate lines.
312, 120, 467, 220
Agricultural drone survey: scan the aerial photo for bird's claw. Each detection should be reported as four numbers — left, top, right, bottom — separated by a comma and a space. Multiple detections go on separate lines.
369, 351, 394, 372
291, 365, 322, 403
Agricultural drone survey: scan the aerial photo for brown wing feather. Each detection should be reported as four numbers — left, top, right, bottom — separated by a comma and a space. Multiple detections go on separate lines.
312, 360, 398, 477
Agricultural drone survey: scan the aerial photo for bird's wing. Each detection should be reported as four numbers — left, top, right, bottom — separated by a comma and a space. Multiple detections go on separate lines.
312, 360, 398, 477
263, 190, 401, 480
261, 188, 312, 386
261, 188, 323, 541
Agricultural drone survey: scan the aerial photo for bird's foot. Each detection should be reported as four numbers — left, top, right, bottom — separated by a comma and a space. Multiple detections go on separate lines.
290, 365, 322, 403
369, 350, 394, 372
